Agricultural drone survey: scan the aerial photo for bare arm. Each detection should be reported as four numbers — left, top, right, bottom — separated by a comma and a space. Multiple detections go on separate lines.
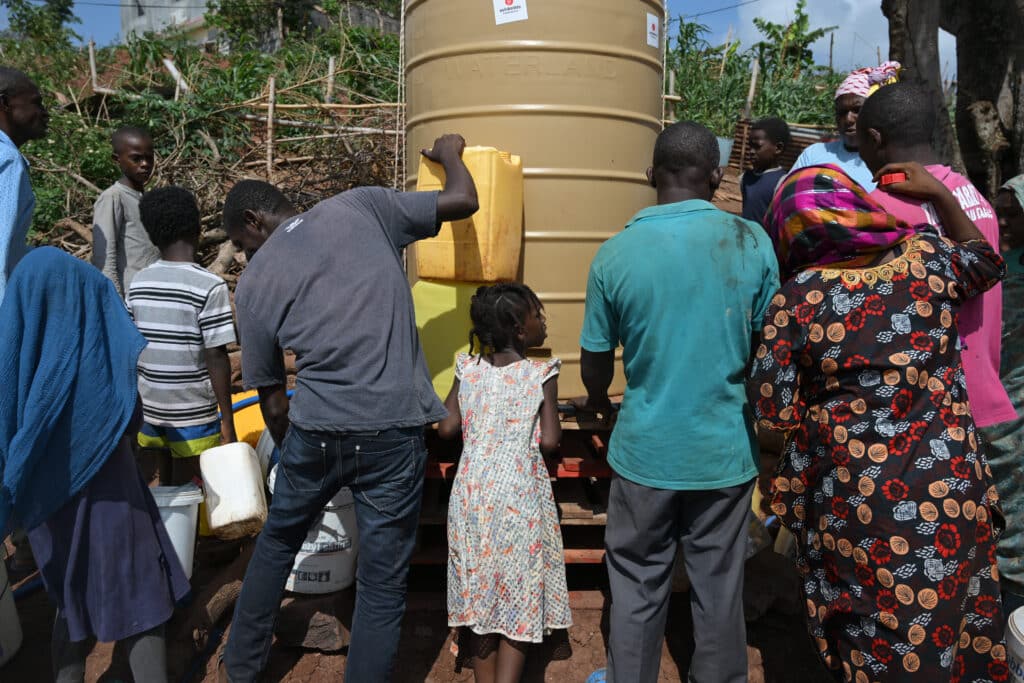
875, 161, 987, 243
539, 377, 561, 454
203, 344, 237, 444
258, 383, 290, 447
437, 378, 462, 440
580, 348, 615, 419
421, 134, 479, 223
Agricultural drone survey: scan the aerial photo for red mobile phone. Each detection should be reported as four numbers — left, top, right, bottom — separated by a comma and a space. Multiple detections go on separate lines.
880, 172, 907, 185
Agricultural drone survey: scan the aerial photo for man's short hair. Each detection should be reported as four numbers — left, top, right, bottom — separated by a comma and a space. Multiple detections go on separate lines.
0, 67, 35, 100
859, 82, 935, 148
653, 121, 719, 174
111, 125, 151, 153
750, 117, 791, 149
222, 179, 292, 232
139, 186, 201, 248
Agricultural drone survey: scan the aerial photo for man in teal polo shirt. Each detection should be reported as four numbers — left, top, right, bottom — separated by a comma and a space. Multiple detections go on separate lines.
580, 121, 779, 683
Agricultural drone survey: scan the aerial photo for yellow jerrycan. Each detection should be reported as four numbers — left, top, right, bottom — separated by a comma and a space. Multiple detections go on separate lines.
414, 146, 523, 282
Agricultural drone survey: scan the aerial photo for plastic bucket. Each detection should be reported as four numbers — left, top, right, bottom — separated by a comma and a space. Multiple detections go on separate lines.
0, 549, 23, 666
151, 484, 203, 580
200, 442, 268, 540
268, 465, 359, 594
1008, 606, 1024, 682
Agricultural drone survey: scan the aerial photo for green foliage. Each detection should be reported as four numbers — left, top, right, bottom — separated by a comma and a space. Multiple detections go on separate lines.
752, 0, 836, 77
2, 17, 400, 244
205, 0, 318, 51
1, 0, 79, 45
666, 17, 842, 138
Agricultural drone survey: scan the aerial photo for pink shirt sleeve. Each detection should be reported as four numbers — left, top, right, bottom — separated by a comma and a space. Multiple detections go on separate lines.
872, 167, 1014, 427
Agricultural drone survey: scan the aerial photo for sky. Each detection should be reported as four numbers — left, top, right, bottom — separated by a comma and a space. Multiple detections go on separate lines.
0, 0, 956, 79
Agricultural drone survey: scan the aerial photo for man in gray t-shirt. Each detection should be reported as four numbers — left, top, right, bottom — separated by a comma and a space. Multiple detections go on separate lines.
219, 134, 478, 683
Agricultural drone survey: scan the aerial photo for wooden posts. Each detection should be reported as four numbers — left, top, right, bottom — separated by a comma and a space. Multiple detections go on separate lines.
743, 58, 761, 119
266, 76, 276, 181
325, 56, 336, 104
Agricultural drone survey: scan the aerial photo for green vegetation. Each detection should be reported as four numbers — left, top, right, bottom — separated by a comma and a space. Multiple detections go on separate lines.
0, 5, 400, 254
666, 0, 843, 137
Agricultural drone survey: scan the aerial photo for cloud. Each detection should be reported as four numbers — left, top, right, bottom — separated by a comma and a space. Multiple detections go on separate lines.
734, 0, 955, 78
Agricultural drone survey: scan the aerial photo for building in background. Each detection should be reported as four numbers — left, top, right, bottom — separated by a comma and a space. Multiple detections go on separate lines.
120, 1, 397, 47
120, 0, 212, 42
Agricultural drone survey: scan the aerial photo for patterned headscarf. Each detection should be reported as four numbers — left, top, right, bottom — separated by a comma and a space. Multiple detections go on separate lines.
836, 61, 901, 99
767, 164, 919, 278
1001, 174, 1024, 211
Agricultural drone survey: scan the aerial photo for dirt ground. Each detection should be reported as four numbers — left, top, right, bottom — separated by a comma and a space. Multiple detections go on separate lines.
3, 548, 833, 683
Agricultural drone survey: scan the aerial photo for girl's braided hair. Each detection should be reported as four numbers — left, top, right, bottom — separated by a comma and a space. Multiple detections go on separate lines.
468, 282, 543, 356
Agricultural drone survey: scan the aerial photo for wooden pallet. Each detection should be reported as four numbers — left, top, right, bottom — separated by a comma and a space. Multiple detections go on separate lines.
418, 426, 613, 564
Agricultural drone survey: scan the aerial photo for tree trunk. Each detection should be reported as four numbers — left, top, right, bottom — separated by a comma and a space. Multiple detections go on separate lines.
940, 0, 1024, 191
883, 0, 963, 169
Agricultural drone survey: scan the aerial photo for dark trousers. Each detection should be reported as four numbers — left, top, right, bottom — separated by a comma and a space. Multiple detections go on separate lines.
222, 425, 427, 682
52, 613, 166, 683
605, 474, 754, 683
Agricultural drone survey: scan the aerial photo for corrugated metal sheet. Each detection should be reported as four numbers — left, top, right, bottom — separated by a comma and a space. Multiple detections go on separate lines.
727, 118, 832, 171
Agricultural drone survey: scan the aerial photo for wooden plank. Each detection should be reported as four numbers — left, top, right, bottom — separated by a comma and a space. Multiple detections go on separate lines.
563, 548, 605, 564
555, 480, 594, 519
412, 546, 605, 565
427, 456, 612, 480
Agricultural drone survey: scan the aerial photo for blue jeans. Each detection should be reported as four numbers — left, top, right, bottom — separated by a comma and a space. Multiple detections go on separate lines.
222, 424, 427, 682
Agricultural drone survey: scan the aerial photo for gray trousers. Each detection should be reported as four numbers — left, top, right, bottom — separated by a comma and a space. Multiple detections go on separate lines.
605, 474, 754, 683
52, 612, 167, 683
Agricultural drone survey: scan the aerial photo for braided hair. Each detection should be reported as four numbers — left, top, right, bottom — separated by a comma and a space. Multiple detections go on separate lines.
468, 282, 543, 356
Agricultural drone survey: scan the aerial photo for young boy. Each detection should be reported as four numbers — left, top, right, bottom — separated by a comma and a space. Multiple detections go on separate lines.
129, 186, 237, 485
857, 82, 1015, 432
740, 117, 790, 227
92, 126, 160, 297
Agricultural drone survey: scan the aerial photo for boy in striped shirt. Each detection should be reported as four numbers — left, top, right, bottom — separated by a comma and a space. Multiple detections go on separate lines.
128, 186, 237, 485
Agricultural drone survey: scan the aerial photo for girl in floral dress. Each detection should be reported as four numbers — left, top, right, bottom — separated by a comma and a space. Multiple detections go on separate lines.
753, 164, 1008, 681
438, 282, 571, 682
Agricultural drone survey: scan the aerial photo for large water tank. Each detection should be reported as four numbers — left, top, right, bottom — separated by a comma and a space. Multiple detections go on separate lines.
405, 0, 665, 397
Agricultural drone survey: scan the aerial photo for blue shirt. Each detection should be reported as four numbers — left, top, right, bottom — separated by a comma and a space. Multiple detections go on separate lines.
580, 200, 780, 490
740, 167, 787, 226
792, 140, 876, 191
0, 129, 34, 304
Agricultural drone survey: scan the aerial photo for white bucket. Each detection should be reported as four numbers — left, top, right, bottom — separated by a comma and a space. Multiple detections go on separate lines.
1007, 606, 1024, 682
151, 484, 203, 580
200, 442, 268, 540
0, 550, 23, 667
268, 465, 359, 594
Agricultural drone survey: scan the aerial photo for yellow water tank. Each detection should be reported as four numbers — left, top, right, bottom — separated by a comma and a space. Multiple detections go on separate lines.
416, 146, 523, 282
405, 0, 665, 396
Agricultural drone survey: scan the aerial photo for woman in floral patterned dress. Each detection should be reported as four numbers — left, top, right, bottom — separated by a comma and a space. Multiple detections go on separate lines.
752, 163, 1008, 681
438, 282, 571, 683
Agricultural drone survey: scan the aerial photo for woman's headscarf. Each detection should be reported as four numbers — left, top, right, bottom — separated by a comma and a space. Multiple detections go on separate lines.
767, 164, 919, 278
1002, 174, 1024, 211
0, 247, 146, 533
836, 61, 901, 99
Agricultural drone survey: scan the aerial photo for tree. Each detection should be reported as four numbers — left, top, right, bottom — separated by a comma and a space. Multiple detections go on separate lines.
205, 0, 318, 51
884, 0, 1024, 194
881, 0, 960, 169
752, 0, 836, 78
1, 0, 79, 45
940, 0, 1024, 194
